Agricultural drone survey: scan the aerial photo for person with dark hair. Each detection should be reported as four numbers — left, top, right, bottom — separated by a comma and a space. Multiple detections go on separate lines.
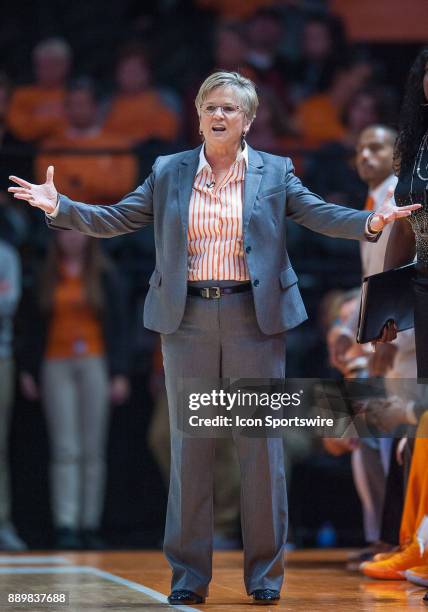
288, 13, 349, 104
18, 230, 129, 549
304, 88, 396, 208
294, 60, 373, 147
8, 70, 417, 605
362, 47, 428, 596
35, 78, 137, 204
8, 38, 72, 142
361, 48, 428, 593
0, 74, 33, 248
244, 8, 291, 108
104, 45, 179, 145
380, 47, 428, 378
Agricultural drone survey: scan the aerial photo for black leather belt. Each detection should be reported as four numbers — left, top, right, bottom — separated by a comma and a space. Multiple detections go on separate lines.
187, 283, 251, 299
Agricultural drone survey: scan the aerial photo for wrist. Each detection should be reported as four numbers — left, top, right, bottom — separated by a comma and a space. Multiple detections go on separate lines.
368, 212, 383, 233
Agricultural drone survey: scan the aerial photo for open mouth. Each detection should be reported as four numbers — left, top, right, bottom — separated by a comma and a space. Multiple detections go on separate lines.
212, 126, 226, 132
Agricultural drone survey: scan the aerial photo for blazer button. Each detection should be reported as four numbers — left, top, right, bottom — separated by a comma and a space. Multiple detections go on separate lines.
253, 279, 259, 287
245, 246, 252, 253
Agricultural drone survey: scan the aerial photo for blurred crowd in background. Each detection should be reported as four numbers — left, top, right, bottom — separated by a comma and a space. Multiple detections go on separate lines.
0, 0, 427, 554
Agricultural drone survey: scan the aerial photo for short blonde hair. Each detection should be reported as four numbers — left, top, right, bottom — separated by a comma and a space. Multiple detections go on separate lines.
195, 71, 259, 121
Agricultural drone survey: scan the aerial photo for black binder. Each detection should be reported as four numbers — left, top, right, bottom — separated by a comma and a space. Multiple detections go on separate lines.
357, 262, 416, 344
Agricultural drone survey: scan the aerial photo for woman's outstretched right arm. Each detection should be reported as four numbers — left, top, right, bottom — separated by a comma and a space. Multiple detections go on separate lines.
9, 163, 156, 238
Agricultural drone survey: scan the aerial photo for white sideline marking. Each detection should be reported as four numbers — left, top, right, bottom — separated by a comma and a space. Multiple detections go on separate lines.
0, 565, 199, 611
0, 556, 70, 564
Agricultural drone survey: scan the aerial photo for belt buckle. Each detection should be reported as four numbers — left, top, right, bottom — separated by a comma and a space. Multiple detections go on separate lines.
201, 286, 221, 299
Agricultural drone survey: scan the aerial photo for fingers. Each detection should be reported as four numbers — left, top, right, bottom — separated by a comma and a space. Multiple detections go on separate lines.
380, 327, 388, 342
381, 330, 395, 343
401, 203, 422, 211
396, 437, 407, 465
46, 165, 54, 184
380, 203, 422, 226
394, 210, 417, 218
391, 204, 423, 219
12, 193, 35, 204
8, 187, 36, 206
383, 321, 398, 342
9, 175, 32, 188
377, 320, 397, 343
7, 186, 37, 206
8, 187, 29, 195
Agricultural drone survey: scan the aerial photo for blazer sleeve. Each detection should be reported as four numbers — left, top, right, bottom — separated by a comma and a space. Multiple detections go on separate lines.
45, 158, 159, 238
285, 158, 374, 241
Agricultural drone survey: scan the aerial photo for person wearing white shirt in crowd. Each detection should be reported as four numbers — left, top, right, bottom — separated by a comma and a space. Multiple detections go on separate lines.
327, 125, 417, 560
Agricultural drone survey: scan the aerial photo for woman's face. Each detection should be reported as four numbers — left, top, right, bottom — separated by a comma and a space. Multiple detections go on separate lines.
423, 61, 428, 102
199, 86, 251, 150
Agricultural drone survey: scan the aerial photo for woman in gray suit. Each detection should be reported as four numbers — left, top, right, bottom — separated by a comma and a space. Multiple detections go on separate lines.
9, 71, 419, 605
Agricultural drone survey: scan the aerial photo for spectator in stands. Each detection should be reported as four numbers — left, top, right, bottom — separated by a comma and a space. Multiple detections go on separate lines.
185, 22, 256, 145
0, 74, 33, 248
8, 38, 71, 142
18, 230, 129, 549
246, 88, 296, 156
326, 125, 416, 565
244, 8, 290, 109
288, 13, 348, 104
212, 23, 254, 78
35, 78, 137, 203
294, 60, 373, 147
304, 88, 395, 207
0, 237, 25, 550
104, 45, 179, 146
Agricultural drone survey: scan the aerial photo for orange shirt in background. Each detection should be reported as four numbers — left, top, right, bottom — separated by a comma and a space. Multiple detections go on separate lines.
45, 270, 104, 360
35, 130, 138, 203
7, 86, 66, 142
293, 93, 346, 147
104, 90, 179, 145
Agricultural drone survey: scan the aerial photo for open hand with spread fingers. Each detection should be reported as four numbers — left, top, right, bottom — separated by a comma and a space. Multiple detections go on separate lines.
8, 165, 58, 215
367, 190, 422, 232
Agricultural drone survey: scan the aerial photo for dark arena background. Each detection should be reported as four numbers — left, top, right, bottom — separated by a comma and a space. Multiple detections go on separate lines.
0, 0, 427, 609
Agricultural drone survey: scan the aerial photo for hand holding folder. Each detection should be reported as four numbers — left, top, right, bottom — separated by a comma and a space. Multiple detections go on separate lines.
357, 262, 416, 344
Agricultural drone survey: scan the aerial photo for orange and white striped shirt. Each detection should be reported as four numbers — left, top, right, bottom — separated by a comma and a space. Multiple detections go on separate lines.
187, 144, 250, 281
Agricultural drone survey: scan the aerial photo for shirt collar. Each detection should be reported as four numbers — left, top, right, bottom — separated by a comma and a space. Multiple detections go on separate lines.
197, 142, 249, 175
369, 174, 397, 202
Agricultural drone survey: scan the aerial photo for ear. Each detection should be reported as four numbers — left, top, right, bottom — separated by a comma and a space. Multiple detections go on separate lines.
243, 116, 253, 136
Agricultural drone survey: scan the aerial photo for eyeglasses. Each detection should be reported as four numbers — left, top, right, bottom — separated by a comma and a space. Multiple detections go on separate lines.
201, 104, 242, 116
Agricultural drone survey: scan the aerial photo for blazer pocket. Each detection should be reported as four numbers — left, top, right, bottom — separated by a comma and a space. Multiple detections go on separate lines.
258, 184, 286, 199
149, 269, 162, 288
279, 266, 298, 289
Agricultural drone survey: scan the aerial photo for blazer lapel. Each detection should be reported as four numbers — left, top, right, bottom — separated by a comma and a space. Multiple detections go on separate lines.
178, 146, 201, 233
243, 146, 264, 230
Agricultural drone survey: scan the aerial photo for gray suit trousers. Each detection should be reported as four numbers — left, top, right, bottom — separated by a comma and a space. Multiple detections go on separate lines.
161, 287, 287, 596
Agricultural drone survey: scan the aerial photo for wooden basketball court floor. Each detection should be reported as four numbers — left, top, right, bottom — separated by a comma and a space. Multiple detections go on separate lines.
0, 549, 427, 611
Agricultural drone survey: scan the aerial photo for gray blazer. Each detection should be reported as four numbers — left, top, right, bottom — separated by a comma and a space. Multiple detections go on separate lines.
47, 145, 373, 335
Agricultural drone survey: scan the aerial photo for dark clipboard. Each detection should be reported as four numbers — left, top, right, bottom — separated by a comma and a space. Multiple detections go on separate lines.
356, 262, 416, 344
